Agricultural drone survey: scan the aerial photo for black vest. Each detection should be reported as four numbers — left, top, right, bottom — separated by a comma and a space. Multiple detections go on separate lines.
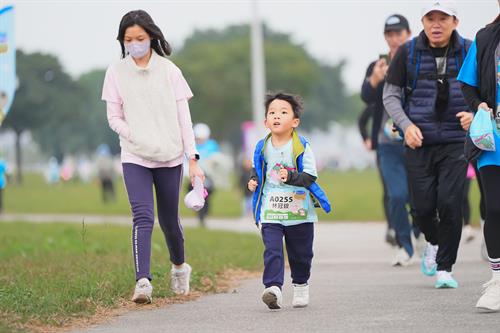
404, 31, 472, 145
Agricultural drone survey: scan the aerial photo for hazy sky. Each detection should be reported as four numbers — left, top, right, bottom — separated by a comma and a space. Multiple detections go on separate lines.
6, 0, 499, 92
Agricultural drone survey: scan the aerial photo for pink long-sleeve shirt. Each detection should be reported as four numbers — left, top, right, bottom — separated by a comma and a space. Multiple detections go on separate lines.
102, 62, 197, 168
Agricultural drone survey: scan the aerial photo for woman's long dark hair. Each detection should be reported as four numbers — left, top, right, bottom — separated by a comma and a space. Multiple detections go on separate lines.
117, 10, 172, 58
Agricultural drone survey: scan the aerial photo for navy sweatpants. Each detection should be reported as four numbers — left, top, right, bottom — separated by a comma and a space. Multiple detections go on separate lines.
122, 163, 185, 281
261, 223, 314, 289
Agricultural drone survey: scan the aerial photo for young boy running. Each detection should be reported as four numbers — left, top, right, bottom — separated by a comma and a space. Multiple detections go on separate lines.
248, 92, 331, 309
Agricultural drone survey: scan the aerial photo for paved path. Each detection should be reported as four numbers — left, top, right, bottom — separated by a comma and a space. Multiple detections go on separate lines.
0, 213, 259, 233
2, 214, 499, 332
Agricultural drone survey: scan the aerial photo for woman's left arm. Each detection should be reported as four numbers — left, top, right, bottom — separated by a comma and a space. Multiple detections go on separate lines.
177, 99, 205, 184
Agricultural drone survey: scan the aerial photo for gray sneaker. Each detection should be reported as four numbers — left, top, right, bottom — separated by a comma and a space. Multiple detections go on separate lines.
132, 278, 152, 304
171, 263, 192, 295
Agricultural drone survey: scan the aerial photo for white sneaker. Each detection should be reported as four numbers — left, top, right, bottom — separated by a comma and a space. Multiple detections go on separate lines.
476, 279, 500, 311
262, 286, 282, 309
171, 263, 192, 295
435, 270, 458, 289
463, 225, 476, 243
421, 243, 438, 276
413, 234, 427, 257
391, 248, 412, 267
292, 283, 309, 308
131, 278, 153, 304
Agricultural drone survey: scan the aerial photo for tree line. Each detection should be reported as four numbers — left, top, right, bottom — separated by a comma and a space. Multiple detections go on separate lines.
1, 24, 362, 183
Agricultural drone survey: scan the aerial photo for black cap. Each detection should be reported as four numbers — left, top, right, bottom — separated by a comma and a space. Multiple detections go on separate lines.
384, 14, 410, 33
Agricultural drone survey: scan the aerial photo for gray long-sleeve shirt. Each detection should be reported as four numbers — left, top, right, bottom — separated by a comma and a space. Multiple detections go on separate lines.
382, 83, 413, 133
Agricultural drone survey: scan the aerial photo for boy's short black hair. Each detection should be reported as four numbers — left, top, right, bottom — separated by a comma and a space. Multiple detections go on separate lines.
264, 92, 303, 119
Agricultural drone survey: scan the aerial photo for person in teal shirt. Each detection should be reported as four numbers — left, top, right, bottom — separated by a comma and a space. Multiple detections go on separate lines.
0, 158, 7, 214
458, 11, 500, 312
191, 123, 220, 227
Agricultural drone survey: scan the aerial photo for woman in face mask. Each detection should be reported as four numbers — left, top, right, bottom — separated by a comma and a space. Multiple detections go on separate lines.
101, 10, 204, 304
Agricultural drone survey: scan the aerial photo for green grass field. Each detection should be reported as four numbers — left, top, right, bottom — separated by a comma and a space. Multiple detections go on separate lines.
0, 222, 263, 332
3, 169, 483, 223
1, 170, 479, 224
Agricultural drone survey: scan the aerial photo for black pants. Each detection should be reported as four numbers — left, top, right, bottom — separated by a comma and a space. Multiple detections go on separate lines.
405, 143, 467, 272
478, 166, 500, 259
463, 178, 471, 226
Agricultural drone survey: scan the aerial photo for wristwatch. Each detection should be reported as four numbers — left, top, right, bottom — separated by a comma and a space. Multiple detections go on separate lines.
189, 154, 200, 161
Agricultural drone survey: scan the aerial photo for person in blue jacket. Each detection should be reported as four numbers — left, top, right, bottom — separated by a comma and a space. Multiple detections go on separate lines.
247, 92, 330, 310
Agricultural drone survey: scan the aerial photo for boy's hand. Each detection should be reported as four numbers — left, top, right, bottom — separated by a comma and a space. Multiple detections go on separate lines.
279, 168, 288, 182
248, 179, 258, 192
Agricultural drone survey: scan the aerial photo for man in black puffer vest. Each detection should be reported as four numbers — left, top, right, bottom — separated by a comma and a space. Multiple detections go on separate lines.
383, 1, 473, 289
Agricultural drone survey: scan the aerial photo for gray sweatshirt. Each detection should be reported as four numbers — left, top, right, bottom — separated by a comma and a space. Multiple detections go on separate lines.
382, 83, 413, 133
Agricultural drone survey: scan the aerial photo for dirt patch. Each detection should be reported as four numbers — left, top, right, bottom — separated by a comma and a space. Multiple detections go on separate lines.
12, 268, 259, 333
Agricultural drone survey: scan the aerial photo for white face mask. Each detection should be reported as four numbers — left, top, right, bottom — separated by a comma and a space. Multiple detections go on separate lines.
125, 40, 151, 58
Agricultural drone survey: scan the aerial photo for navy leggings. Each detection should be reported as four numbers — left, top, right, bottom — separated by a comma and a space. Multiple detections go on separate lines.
261, 223, 314, 288
123, 163, 185, 281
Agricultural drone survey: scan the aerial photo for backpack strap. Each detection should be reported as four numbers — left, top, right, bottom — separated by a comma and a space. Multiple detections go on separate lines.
405, 37, 421, 101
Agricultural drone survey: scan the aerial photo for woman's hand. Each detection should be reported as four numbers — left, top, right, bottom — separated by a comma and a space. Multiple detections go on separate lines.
189, 159, 205, 186
478, 102, 493, 113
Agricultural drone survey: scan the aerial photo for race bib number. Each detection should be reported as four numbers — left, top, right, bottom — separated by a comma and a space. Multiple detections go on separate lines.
264, 189, 309, 221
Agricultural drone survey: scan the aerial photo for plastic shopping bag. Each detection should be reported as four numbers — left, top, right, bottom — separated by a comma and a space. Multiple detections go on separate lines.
469, 108, 496, 151
184, 176, 207, 211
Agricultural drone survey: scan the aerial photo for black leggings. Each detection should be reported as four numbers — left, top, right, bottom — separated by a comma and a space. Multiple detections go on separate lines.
479, 166, 500, 258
